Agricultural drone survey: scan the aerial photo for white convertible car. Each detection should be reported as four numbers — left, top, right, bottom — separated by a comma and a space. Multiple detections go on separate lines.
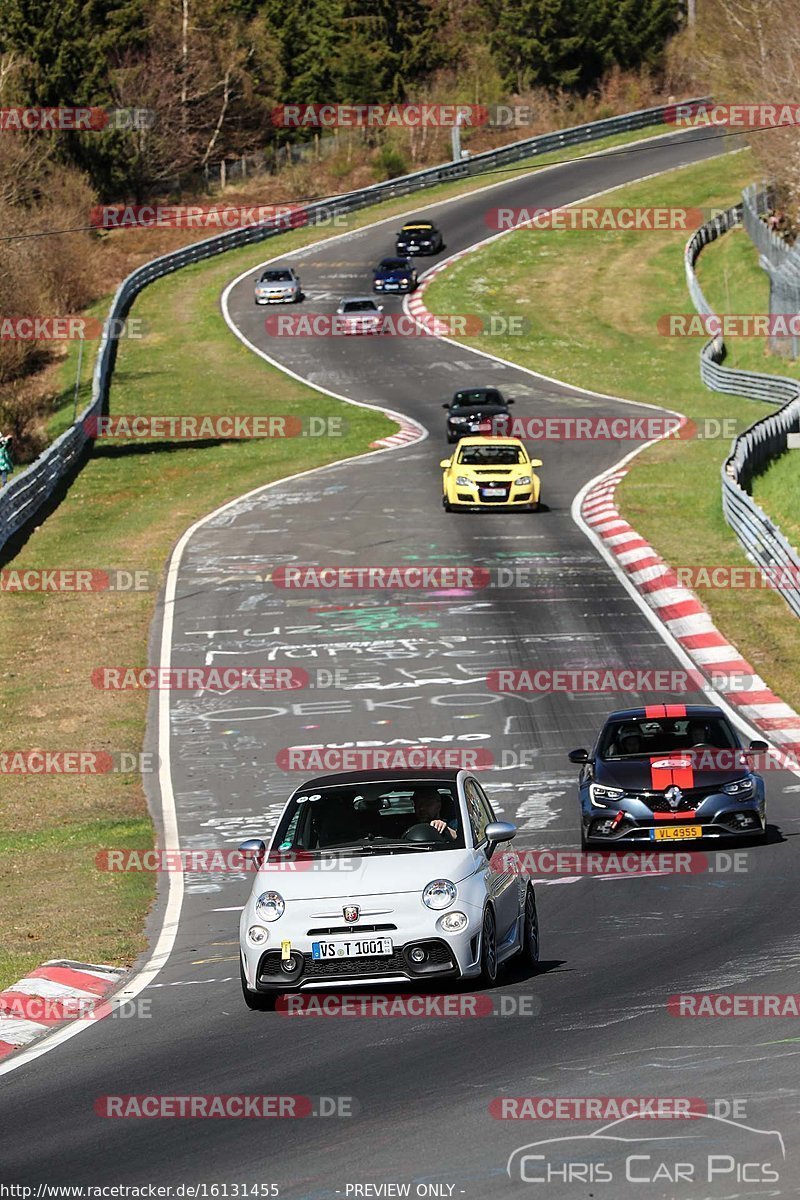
238, 769, 540, 1009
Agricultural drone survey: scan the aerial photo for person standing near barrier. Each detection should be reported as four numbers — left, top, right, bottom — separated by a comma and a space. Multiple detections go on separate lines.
0, 433, 13, 487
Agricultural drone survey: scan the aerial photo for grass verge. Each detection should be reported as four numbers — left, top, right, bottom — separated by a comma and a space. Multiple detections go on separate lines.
423, 148, 800, 712
694, 224, 800, 552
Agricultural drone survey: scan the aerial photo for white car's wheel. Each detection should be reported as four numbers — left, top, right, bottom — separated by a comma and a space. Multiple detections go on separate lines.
519, 886, 540, 968
479, 906, 498, 986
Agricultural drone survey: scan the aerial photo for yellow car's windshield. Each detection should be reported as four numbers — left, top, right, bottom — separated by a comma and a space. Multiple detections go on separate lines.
457, 446, 526, 465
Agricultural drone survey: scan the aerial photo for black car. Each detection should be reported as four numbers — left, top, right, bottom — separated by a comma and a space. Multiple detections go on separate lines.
395, 220, 444, 256
570, 704, 768, 848
443, 387, 515, 443
373, 257, 418, 294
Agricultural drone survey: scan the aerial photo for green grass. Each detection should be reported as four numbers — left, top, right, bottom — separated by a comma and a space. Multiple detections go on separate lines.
424, 148, 800, 712
698, 224, 800, 552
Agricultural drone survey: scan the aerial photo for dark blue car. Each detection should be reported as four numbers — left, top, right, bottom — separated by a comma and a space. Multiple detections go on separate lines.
373, 257, 418, 294
569, 704, 768, 848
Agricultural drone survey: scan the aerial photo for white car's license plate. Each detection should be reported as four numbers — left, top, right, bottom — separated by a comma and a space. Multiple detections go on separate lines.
482, 487, 506, 496
312, 938, 393, 959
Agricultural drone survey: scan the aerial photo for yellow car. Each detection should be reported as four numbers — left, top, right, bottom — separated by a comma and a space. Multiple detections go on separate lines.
440, 436, 543, 512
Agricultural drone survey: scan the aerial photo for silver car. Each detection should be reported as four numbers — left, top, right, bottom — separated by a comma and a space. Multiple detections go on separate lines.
254, 267, 302, 305
335, 296, 385, 334
237, 768, 540, 1010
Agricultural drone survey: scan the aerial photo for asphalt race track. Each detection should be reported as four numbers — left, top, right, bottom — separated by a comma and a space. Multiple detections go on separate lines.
3, 128, 800, 1198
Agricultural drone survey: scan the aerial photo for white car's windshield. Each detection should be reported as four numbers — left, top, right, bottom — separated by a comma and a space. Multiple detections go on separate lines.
273, 781, 464, 853
342, 301, 379, 314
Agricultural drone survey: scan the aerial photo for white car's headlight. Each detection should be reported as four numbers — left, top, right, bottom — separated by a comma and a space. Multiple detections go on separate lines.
438, 911, 467, 932
255, 891, 285, 921
515, 475, 532, 487
455, 475, 473, 487
423, 879, 456, 910
247, 925, 269, 944
589, 783, 625, 808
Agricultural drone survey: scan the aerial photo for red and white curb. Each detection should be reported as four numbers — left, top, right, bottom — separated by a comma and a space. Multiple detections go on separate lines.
370, 415, 424, 449
582, 469, 800, 749
0, 960, 126, 1060
406, 251, 474, 332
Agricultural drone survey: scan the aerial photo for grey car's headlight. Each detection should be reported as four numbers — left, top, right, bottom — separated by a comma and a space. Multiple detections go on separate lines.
423, 879, 457, 910
515, 475, 532, 487
723, 777, 755, 795
255, 891, 285, 921
589, 783, 624, 807
455, 475, 473, 487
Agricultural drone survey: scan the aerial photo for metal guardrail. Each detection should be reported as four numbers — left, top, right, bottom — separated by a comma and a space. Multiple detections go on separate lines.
685, 199, 800, 618
0, 97, 708, 556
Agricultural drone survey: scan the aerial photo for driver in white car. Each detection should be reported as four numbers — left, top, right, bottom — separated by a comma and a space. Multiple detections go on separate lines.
412, 788, 458, 840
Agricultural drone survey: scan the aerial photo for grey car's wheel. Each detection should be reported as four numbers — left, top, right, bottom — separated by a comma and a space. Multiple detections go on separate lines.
240, 962, 276, 1011
479, 906, 498, 986
520, 886, 540, 967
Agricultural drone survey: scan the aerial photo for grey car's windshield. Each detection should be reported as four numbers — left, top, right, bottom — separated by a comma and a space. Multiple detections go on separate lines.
600, 716, 738, 759
272, 782, 464, 853
260, 270, 293, 282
